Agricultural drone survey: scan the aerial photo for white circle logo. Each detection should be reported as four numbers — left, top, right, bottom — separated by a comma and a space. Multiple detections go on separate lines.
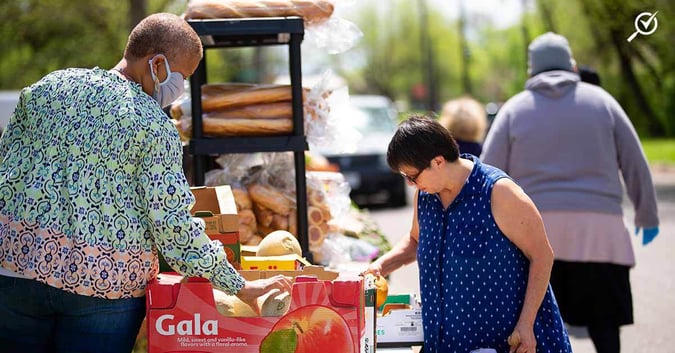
627, 11, 659, 42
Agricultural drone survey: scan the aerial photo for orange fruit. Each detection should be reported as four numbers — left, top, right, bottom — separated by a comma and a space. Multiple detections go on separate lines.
365, 274, 389, 308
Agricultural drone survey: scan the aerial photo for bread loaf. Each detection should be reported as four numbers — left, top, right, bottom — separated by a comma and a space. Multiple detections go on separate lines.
185, 0, 335, 24
308, 224, 327, 247
201, 82, 259, 97
247, 234, 263, 245
202, 116, 293, 136
248, 183, 293, 216
239, 223, 256, 244
271, 213, 289, 231
252, 203, 274, 227
307, 206, 324, 224
288, 208, 297, 236
202, 84, 293, 112
232, 187, 253, 211
237, 209, 257, 243
257, 224, 276, 237
204, 102, 293, 120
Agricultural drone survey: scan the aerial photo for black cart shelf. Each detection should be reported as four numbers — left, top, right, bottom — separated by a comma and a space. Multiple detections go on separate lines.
187, 17, 310, 260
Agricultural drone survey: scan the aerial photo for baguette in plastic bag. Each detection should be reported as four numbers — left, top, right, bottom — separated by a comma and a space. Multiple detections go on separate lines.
185, 0, 335, 25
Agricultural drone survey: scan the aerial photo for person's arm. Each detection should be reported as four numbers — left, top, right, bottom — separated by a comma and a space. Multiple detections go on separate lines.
367, 191, 420, 277
140, 123, 246, 295
480, 107, 511, 171
611, 99, 659, 228
491, 178, 554, 353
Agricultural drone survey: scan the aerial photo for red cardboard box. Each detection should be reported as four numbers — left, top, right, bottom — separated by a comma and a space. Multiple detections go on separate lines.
146, 267, 376, 353
190, 185, 240, 269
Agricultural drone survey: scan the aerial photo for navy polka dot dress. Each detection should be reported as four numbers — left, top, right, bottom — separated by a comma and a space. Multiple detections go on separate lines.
416, 155, 571, 353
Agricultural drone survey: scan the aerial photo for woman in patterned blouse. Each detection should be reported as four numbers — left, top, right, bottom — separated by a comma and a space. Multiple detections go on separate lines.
0, 13, 291, 353
365, 115, 571, 353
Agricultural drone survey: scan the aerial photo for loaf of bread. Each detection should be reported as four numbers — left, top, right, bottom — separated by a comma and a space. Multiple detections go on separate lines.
202, 116, 293, 136
185, 0, 334, 24
308, 223, 327, 247
308, 205, 324, 224
248, 183, 293, 216
231, 187, 253, 211
204, 102, 293, 120
247, 234, 263, 245
287, 208, 297, 236
271, 213, 289, 230
239, 223, 256, 244
202, 84, 293, 112
201, 82, 259, 97
252, 203, 274, 228
237, 209, 257, 243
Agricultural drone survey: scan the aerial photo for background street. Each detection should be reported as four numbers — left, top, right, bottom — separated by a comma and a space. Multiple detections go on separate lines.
369, 168, 675, 353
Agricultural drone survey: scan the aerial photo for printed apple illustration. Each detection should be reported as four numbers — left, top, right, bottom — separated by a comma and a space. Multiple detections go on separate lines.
260, 305, 354, 353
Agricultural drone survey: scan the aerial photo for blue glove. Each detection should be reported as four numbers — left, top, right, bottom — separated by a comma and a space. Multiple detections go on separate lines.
635, 227, 659, 246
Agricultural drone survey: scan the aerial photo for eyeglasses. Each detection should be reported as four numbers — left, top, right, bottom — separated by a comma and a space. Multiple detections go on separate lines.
400, 167, 427, 185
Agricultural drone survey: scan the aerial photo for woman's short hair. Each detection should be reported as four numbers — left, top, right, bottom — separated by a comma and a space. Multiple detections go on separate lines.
438, 96, 487, 143
124, 13, 202, 63
387, 114, 459, 172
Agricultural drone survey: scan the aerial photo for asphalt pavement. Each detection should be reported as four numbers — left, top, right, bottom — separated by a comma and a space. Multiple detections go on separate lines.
369, 168, 675, 353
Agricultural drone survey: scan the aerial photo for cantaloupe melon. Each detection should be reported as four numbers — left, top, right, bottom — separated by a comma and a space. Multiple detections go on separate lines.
213, 288, 291, 317
257, 230, 302, 257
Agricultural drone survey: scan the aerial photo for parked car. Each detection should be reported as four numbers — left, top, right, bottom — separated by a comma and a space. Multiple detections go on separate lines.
0, 91, 21, 131
318, 95, 407, 208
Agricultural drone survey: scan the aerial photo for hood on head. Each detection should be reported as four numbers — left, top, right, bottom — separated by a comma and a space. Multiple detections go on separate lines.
525, 70, 580, 99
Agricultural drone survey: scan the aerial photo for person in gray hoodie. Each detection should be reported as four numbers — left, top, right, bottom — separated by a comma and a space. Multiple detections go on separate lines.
481, 32, 659, 353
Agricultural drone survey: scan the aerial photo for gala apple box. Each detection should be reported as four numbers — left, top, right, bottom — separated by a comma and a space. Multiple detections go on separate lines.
146, 267, 376, 353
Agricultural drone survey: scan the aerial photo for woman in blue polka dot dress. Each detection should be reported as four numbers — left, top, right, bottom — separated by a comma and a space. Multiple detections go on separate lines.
366, 115, 572, 353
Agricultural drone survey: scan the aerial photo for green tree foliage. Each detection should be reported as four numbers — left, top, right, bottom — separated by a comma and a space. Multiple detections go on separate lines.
0, 0, 244, 89
345, 0, 674, 137
0, 0, 672, 136
537, 0, 673, 136
0, 0, 127, 88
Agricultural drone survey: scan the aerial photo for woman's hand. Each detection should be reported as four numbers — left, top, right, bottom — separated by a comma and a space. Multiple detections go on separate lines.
507, 324, 536, 353
236, 275, 293, 314
362, 261, 384, 278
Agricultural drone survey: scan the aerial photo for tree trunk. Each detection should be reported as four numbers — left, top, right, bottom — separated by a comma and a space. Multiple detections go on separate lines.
129, 0, 147, 32
537, 0, 557, 33
608, 29, 665, 136
458, 0, 472, 95
520, 0, 531, 68
418, 0, 437, 112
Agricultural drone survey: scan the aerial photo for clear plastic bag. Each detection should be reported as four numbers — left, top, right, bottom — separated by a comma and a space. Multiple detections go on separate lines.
184, 0, 362, 54
305, 15, 363, 54
185, 0, 336, 25
304, 69, 360, 151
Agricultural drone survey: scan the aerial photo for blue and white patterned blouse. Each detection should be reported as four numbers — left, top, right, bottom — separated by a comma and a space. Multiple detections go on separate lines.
0, 68, 244, 299
416, 155, 571, 352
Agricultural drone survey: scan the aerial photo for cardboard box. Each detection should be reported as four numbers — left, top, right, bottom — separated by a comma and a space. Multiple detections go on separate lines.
190, 185, 240, 269
146, 267, 376, 353
376, 294, 424, 348
240, 254, 311, 271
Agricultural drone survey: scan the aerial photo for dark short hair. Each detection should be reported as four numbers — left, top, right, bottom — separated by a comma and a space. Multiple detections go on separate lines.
387, 114, 460, 172
124, 13, 202, 63
578, 65, 602, 86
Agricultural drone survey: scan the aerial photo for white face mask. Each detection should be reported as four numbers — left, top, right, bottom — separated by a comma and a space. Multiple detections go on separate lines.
149, 54, 185, 108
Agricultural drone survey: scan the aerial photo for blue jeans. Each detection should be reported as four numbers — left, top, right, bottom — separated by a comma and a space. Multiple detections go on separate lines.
0, 275, 146, 353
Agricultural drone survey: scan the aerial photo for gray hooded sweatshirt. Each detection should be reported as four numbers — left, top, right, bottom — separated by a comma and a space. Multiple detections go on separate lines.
481, 70, 658, 227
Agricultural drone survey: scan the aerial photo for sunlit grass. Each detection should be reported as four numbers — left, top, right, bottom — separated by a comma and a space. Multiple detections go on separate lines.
642, 139, 675, 166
